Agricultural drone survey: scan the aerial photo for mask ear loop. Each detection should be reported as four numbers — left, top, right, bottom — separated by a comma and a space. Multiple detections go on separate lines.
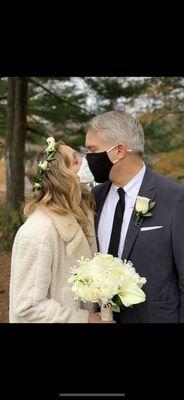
107, 145, 132, 164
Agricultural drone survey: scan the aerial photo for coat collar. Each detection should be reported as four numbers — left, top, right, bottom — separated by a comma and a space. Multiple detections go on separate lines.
45, 210, 80, 243
44, 208, 97, 261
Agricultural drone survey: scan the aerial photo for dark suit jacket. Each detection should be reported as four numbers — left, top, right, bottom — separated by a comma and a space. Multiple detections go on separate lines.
92, 166, 184, 323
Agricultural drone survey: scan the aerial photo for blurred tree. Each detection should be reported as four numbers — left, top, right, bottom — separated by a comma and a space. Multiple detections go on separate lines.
138, 77, 184, 154
0, 78, 8, 136
0, 76, 184, 184
5, 77, 28, 214
1, 76, 184, 155
84, 76, 184, 153
152, 147, 184, 183
26, 77, 93, 148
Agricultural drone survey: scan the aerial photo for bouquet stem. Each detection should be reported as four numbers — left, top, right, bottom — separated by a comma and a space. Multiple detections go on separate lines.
100, 304, 113, 321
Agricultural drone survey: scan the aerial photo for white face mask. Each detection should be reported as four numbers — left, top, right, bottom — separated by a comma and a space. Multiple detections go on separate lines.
77, 156, 95, 184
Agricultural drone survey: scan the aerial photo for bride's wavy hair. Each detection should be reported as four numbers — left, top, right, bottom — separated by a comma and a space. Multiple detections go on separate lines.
24, 140, 95, 233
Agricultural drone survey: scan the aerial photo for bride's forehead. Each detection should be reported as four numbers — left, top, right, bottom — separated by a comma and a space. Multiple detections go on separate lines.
61, 144, 76, 158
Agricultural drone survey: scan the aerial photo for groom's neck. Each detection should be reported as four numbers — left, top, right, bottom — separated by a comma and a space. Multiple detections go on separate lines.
110, 157, 144, 187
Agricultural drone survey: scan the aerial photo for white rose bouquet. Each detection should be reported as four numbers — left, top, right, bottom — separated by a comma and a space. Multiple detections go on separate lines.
68, 253, 147, 321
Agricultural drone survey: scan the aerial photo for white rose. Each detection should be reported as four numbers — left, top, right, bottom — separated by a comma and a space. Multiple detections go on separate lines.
135, 196, 150, 214
39, 160, 48, 170
94, 254, 114, 266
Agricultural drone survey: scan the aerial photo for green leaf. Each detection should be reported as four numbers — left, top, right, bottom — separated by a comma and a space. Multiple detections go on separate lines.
134, 213, 143, 228
149, 202, 156, 210
112, 294, 123, 307
46, 152, 55, 161
112, 304, 120, 312
143, 212, 152, 217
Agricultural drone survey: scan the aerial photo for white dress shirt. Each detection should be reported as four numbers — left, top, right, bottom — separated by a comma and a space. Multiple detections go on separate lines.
98, 163, 146, 258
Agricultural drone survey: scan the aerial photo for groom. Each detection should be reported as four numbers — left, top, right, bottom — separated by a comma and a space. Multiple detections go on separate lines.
85, 110, 184, 323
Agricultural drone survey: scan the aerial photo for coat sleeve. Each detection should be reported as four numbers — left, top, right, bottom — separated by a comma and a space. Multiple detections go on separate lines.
10, 234, 90, 323
171, 188, 184, 322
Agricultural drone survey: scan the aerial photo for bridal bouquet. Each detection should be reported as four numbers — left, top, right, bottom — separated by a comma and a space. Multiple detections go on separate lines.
68, 253, 147, 321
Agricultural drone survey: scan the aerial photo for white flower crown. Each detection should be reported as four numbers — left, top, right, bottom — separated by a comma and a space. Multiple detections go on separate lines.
32, 137, 57, 192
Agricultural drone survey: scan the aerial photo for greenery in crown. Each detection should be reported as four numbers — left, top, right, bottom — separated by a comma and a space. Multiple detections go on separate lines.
33, 137, 57, 192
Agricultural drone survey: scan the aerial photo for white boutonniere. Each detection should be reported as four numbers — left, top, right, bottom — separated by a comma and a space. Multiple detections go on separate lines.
134, 196, 156, 228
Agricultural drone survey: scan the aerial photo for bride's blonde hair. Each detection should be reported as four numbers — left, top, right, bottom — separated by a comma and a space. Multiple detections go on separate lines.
24, 140, 95, 233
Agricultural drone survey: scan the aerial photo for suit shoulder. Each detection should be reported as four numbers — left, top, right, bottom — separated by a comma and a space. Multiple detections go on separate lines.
150, 170, 184, 203
92, 182, 111, 197
154, 170, 184, 193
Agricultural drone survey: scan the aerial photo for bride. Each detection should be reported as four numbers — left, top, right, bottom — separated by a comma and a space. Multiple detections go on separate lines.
9, 137, 114, 323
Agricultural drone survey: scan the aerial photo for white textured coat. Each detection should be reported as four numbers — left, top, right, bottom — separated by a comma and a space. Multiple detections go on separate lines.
9, 207, 97, 323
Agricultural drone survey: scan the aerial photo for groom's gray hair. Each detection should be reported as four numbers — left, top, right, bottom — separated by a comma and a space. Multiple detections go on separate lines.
87, 110, 145, 156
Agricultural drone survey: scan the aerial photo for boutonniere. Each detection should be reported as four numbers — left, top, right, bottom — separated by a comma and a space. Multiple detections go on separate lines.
134, 196, 156, 228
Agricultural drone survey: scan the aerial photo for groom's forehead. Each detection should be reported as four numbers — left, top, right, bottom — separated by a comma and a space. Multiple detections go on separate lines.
85, 129, 108, 149
85, 130, 97, 147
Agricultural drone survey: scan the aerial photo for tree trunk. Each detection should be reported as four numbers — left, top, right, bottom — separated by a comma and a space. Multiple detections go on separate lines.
5, 77, 28, 214
6, 78, 15, 204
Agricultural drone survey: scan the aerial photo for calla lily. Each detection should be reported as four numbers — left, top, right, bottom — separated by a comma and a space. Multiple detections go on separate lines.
119, 280, 146, 307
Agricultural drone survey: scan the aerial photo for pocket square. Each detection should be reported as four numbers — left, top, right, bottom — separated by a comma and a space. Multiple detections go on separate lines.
140, 226, 163, 231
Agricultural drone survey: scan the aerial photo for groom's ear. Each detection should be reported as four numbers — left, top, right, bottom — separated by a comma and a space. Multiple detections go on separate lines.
117, 143, 128, 159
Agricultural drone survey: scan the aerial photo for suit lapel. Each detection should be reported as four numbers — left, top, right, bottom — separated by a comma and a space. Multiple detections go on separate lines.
122, 166, 157, 260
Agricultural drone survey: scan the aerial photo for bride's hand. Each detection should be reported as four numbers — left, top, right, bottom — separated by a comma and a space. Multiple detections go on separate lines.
88, 312, 116, 323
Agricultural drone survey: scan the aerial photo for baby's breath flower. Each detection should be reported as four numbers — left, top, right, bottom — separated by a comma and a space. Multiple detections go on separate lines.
38, 160, 48, 170
33, 182, 42, 191
46, 137, 56, 153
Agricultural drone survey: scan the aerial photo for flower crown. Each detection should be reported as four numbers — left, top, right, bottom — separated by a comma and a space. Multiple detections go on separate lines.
32, 137, 57, 192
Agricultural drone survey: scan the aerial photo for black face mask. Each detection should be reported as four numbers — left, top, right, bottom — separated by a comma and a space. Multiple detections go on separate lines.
86, 145, 118, 183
